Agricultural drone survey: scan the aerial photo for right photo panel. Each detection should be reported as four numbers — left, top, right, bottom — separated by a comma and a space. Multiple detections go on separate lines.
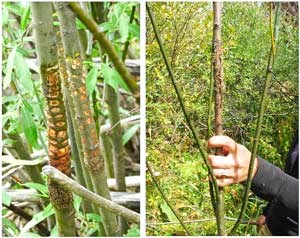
146, 2, 298, 236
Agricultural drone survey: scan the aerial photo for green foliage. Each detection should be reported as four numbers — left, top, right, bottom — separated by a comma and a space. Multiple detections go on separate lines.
2, 190, 12, 206
147, 2, 298, 235
20, 204, 55, 236
101, 63, 130, 92
125, 226, 140, 237
122, 124, 140, 145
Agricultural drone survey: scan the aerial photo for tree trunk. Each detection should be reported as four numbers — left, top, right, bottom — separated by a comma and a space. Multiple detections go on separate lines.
31, 3, 75, 236
213, 2, 225, 235
54, 3, 119, 236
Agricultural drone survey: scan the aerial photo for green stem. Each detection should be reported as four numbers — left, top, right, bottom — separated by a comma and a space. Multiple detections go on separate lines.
147, 162, 192, 235
54, 3, 118, 236
68, 2, 139, 96
31, 3, 76, 236
229, 3, 280, 234
122, 5, 136, 62
147, 2, 219, 200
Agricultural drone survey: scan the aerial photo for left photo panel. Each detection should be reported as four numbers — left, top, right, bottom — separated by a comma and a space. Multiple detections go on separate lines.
2, 2, 140, 237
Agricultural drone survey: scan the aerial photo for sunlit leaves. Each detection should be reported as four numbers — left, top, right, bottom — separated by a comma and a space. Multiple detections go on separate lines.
20, 204, 55, 236
14, 52, 33, 92
20, 5, 31, 30
101, 63, 130, 93
3, 46, 17, 89
20, 107, 39, 149
86, 66, 99, 96
122, 124, 140, 145
2, 190, 12, 206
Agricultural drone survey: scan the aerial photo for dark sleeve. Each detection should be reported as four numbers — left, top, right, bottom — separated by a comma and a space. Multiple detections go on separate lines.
251, 157, 298, 213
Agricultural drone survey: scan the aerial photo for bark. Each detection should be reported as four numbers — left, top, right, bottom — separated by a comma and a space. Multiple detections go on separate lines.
105, 84, 128, 233
54, 3, 118, 236
68, 2, 139, 96
43, 165, 140, 224
31, 3, 75, 236
56, 21, 95, 216
213, 2, 225, 235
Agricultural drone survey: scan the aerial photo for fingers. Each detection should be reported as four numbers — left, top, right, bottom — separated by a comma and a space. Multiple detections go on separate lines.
208, 154, 239, 169
216, 177, 237, 187
213, 168, 235, 178
208, 135, 237, 153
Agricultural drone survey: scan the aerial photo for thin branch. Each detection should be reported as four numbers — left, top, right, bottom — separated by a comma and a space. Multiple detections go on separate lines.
68, 2, 139, 96
146, 2, 219, 197
3, 203, 50, 236
42, 165, 140, 224
122, 5, 136, 62
230, 3, 281, 234
146, 162, 192, 235
147, 216, 258, 226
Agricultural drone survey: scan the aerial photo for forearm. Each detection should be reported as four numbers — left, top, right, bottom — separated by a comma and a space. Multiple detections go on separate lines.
251, 157, 298, 214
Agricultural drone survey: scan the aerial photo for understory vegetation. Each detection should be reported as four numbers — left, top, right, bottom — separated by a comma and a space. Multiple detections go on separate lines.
146, 2, 298, 235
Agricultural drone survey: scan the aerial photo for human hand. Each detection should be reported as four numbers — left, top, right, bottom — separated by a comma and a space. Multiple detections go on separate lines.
256, 215, 266, 230
207, 135, 258, 187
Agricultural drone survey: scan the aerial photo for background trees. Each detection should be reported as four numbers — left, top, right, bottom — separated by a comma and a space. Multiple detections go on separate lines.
146, 2, 298, 235
2, 2, 140, 237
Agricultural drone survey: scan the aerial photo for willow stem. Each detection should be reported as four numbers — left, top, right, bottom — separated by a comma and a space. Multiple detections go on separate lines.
213, 2, 225, 235
229, 3, 280, 234
146, 3, 219, 196
146, 162, 192, 235
68, 2, 139, 96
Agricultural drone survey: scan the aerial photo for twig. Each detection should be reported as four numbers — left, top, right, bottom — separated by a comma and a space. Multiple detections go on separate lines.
147, 216, 258, 226
230, 3, 281, 234
2, 166, 23, 180
3, 203, 50, 236
122, 5, 136, 62
68, 3, 139, 96
42, 165, 140, 224
146, 162, 192, 235
146, 2, 219, 198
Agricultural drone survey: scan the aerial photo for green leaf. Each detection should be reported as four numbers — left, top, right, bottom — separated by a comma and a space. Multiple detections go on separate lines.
2, 7, 9, 26
101, 63, 130, 93
20, 204, 54, 236
73, 195, 82, 213
125, 227, 140, 237
100, 22, 114, 33
86, 213, 103, 222
76, 18, 86, 30
22, 232, 41, 238
14, 52, 33, 92
2, 138, 15, 147
122, 124, 140, 145
2, 190, 12, 206
86, 66, 98, 96
101, 63, 118, 92
2, 217, 19, 236
20, 107, 39, 149
129, 24, 140, 39
20, 6, 31, 30
3, 47, 17, 89
23, 182, 48, 196
119, 14, 129, 42
160, 202, 179, 223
